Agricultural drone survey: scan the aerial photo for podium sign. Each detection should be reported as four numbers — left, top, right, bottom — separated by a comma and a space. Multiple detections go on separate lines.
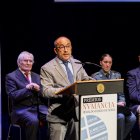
80, 94, 117, 140
57, 79, 123, 140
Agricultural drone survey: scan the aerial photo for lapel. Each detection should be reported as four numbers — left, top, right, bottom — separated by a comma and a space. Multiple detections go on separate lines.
99, 69, 108, 80
53, 57, 80, 84
31, 72, 37, 83
70, 58, 82, 82
109, 71, 114, 79
54, 57, 70, 84
136, 67, 140, 89
15, 69, 29, 83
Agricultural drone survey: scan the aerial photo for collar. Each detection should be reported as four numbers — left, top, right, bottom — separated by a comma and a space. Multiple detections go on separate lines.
19, 68, 31, 75
100, 69, 110, 75
56, 57, 71, 64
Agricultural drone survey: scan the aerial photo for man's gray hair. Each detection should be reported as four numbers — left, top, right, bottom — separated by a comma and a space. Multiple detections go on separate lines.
17, 51, 34, 65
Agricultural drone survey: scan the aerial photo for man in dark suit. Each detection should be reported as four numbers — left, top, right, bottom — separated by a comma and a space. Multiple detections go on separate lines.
126, 54, 140, 140
40, 36, 92, 140
5, 51, 48, 140
91, 53, 136, 140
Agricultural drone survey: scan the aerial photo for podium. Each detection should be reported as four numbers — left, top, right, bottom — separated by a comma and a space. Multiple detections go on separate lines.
58, 79, 124, 140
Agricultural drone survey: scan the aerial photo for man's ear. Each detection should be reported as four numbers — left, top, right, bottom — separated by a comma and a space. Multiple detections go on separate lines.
54, 48, 57, 54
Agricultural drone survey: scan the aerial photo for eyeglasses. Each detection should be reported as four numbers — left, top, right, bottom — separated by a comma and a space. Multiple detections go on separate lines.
57, 45, 71, 50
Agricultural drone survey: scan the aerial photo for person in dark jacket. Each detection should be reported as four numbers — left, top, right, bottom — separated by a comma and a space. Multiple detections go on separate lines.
91, 53, 136, 140
126, 53, 140, 140
5, 51, 48, 140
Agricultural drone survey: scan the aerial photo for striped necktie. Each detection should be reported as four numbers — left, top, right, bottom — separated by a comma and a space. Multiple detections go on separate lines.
25, 72, 30, 83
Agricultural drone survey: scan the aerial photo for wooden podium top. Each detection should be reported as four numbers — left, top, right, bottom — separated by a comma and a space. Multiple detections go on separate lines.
57, 79, 124, 95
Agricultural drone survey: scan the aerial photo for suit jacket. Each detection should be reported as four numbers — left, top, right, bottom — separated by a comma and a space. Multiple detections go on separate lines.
126, 66, 140, 114
91, 69, 125, 103
40, 57, 92, 123
5, 69, 48, 123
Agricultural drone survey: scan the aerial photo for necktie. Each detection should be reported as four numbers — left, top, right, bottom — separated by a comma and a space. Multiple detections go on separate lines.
106, 73, 110, 79
63, 61, 74, 84
25, 72, 30, 83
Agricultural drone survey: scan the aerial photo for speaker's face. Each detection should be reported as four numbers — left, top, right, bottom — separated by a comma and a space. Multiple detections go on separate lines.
54, 37, 72, 62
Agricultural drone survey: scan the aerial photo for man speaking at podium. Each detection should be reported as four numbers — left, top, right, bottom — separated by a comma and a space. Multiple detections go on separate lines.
91, 53, 136, 140
40, 36, 92, 140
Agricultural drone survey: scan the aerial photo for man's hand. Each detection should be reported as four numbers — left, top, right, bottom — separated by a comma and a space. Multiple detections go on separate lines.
137, 105, 140, 113
117, 101, 126, 107
26, 83, 40, 92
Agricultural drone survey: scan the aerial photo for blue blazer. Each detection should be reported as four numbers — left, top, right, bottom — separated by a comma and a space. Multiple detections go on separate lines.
126, 66, 140, 114
5, 69, 48, 123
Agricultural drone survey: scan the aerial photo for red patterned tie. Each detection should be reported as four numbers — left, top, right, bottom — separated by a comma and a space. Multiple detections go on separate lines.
25, 72, 30, 83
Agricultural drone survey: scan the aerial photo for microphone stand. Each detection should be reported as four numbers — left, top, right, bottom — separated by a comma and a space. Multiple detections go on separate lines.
75, 61, 101, 68
84, 62, 101, 68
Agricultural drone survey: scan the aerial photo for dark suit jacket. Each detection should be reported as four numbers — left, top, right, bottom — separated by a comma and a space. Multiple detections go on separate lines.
5, 69, 48, 123
126, 66, 140, 114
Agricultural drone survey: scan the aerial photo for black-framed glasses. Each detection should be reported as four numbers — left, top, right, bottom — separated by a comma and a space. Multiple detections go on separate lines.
57, 44, 71, 50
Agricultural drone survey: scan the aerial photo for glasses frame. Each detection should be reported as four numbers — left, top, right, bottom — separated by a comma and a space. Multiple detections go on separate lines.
56, 44, 72, 50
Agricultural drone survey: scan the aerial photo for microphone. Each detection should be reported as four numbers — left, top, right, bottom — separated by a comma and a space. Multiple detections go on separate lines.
75, 61, 101, 68
75, 62, 84, 64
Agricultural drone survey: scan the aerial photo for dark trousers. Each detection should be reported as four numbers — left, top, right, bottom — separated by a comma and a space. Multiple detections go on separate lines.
14, 108, 48, 140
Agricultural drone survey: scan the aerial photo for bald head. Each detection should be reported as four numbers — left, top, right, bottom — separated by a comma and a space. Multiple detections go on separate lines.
54, 36, 71, 48
54, 36, 72, 61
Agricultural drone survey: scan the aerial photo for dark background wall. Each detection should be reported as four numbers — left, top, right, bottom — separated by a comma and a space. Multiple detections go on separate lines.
2, 1, 140, 139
